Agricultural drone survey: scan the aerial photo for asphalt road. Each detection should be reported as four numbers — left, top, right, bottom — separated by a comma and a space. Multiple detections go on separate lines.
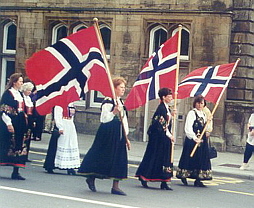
0, 150, 254, 208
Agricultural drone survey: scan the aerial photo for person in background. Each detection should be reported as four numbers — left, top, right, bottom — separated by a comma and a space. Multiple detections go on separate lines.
240, 112, 254, 170
78, 77, 130, 196
43, 103, 80, 175
21, 82, 34, 162
176, 95, 212, 187
43, 113, 55, 134
30, 88, 45, 141
135, 88, 175, 191
0, 73, 27, 180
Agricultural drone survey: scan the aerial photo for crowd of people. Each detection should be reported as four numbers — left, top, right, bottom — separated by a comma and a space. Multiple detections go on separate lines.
0, 73, 253, 196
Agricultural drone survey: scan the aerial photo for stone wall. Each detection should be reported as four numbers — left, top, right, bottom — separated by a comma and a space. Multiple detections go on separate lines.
1, 0, 253, 152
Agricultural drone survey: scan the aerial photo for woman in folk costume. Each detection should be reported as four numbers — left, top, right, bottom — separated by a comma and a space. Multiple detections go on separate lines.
0, 73, 28, 180
78, 77, 130, 196
43, 103, 80, 175
176, 95, 212, 187
21, 82, 35, 162
136, 88, 175, 191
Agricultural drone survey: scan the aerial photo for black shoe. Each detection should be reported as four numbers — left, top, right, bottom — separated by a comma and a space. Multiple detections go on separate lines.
11, 173, 26, 180
67, 169, 76, 175
86, 177, 96, 192
194, 180, 206, 187
141, 180, 149, 188
46, 169, 54, 174
160, 182, 173, 191
181, 178, 188, 186
111, 188, 126, 196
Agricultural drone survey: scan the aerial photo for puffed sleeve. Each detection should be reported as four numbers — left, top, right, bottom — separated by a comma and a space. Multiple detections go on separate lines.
184, 110, 197, 140
100, 103, 115, 123
54, 106, 64, 131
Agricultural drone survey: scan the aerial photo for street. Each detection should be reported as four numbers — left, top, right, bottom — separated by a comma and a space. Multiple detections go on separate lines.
0, 150, 253, 208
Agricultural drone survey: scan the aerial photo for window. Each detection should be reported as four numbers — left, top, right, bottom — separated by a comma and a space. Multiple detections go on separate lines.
73, 24, 87, 33
149, 25, 167, 56
1, 21, 16, 96
100, 24, 111, 58
51, 23, 68, 44
172, 27, 190, 60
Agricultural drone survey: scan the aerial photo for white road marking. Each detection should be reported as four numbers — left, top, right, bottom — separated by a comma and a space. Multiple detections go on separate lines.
0, 186, 141, 208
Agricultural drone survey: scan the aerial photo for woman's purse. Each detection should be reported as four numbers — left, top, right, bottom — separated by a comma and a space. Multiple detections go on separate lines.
208, 138, 217, 159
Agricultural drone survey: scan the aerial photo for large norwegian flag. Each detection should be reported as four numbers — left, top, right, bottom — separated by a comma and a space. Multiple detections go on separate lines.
178, 62, 237, 103
26, 25, 113, 115
124, 32, 179, 110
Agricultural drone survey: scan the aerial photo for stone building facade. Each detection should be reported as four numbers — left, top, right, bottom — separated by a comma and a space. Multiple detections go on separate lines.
0, 0, 253, 152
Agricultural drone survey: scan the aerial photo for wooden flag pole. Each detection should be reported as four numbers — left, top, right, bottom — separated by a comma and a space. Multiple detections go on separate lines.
93, 18, 130, 150
190, 58, 240, 157
170, 25, 182, 163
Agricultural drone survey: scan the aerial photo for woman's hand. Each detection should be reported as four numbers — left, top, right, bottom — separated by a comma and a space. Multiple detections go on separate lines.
193, 137, 202, 144
170, 136, 175, 143
250, 129, 254, 136
112, 105, 120, 115
206, 132, 211, 137
59, 130, 64, 134
126, 138, 131, 150
7, 125, 14, 133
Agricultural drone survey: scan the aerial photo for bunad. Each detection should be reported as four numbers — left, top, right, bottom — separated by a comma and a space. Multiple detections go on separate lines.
0, 87, 28, 168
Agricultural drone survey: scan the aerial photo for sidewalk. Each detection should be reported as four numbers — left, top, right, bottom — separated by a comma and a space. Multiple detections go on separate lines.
30, 132, 254, 180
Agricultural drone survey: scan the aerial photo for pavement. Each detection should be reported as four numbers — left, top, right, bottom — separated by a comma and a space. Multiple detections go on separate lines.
30, 132, 254, 180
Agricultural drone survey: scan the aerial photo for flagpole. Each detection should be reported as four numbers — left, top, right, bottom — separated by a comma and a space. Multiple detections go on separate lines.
190, 58, 240, 157
170, 25, 182, 163
93, 18, 130, 150
93, 18, 115, 99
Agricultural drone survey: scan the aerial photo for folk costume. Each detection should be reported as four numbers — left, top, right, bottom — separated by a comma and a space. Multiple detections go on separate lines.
0, 88, 28, 168
176, 108, 212, 182
78, 97, 129, 180
23, 91, 34, 161
136, 102, 173, 183
43, 104, 80, 173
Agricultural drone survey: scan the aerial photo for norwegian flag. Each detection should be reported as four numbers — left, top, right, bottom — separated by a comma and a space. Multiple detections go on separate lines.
124, 32, 179, 110
178, 62, 237, 103
26, 25, 113, 115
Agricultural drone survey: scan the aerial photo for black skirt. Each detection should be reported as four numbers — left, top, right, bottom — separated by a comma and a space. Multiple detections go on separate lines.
176, 137, 212, 180
78, 118, 128, 180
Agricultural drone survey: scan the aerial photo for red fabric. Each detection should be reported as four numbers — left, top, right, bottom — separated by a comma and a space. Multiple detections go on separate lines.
26, 26, 113, 115
178, 63, 236, 103
125, 32, 179, 111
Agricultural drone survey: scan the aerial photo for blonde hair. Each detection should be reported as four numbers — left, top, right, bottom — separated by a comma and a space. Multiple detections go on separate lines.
112, 77, 126, 88
21, 82, 34, 92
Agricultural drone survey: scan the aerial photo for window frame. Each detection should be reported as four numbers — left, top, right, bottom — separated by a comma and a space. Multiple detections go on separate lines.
3, 22, 17, 54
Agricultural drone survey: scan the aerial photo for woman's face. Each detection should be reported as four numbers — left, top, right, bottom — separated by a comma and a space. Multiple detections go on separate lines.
163, 94, 173, 104
115, 82, 125, 97
24, 89, 32, 96
13, 77, 23, 90
195, 100, 205, 111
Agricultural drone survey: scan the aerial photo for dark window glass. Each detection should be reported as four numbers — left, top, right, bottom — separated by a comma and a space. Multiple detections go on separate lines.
56, 26, 68, 41
6, 61, 15, 85
93, 91, 104, 103
153, 29, 167, 52
100, 27, 111, 55
77, 26, 87, 32
7, 24, 17, 50
181, 29, 189, 56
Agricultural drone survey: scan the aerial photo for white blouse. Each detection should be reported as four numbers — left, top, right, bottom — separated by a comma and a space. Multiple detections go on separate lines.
100, 97, 129, 135
185, 108, 207, 140
2, 88, 24, 126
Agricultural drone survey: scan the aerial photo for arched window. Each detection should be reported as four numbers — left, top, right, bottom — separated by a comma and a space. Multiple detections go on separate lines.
3, 22, 17, 53
99, 24, 111, 57
149, 25, 167, 56
1, 21, 16, 95
73, 24, 87, 33
172, 27, 190, 60
51, 24, 68, 44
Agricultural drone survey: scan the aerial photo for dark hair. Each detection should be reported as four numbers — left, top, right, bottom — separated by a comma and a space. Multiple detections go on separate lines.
6, 73, 23, 90
158, 88, 172, 101
193, 95, 206, 108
